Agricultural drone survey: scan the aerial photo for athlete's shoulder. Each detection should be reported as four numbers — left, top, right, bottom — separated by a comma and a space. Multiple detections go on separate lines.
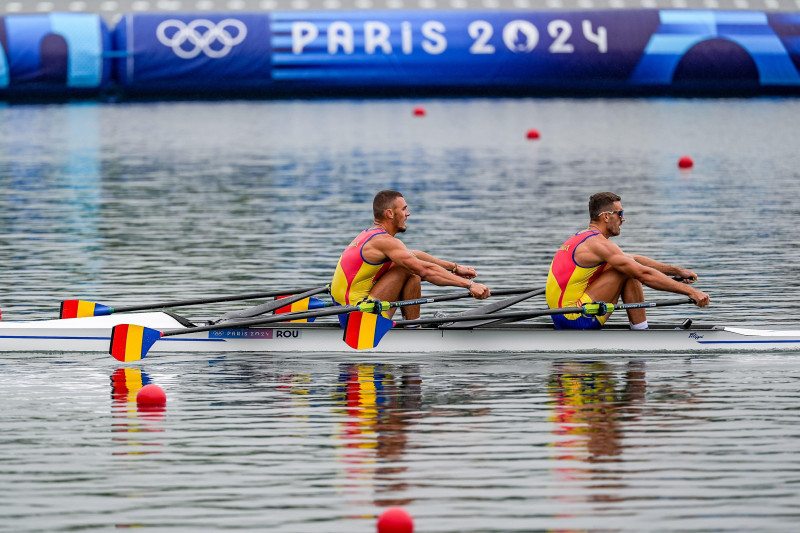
368, 231, 404, 249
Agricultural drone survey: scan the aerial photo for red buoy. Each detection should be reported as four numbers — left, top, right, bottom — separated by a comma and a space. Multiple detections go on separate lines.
137, 384, 167, 406
678, 155, 694, 169
412, 106, 426, 117
526, 128, 540, 140
377, 507, 414, 533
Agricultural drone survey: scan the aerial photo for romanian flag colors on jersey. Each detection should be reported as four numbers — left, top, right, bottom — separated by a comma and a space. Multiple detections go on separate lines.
60, 300, 113, 319
274, 296, 327, 322
343, 311, 395, 350
110, 324, 162, 362
331, 228, 392, 305
546, 231, 605, 320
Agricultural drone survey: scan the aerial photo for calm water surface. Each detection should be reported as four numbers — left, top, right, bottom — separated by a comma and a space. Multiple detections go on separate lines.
1, 98, 799, 531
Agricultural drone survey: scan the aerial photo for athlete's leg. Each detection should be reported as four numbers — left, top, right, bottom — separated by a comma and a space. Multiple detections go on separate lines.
585, 267, 647, 325
369, 265, 422, 319
620, 277, 647, 325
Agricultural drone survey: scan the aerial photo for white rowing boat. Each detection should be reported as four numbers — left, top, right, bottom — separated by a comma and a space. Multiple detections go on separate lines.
1, 311, 799, 355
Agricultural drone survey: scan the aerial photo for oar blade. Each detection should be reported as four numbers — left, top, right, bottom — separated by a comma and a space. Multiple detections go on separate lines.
60, 300, 113, 319
343, 312, 395, 350
274, 296, 328, 323
109, 324, 162, 362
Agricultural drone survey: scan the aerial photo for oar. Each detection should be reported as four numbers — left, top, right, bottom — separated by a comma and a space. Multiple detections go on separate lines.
390, 297, 696, 330
60, 286, 326, 319
109, 289, 536, 362
206, 285, 330, 324
274, 296, 333, 323
438, 288, 544, 329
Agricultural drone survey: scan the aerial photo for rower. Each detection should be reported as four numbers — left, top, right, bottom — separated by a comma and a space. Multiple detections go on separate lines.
330, 190, 491, 321
545, 191, 710, 330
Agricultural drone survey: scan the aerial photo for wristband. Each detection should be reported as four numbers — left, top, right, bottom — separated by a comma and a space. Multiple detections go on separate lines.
467, 280, 474, 292
451, 262, 458, 274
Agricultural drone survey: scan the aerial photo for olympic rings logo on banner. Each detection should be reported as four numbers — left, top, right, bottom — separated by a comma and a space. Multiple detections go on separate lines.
156, 19, 248, 59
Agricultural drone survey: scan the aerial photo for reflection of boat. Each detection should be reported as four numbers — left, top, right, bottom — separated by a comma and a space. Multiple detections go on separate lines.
1, 311, 800, 354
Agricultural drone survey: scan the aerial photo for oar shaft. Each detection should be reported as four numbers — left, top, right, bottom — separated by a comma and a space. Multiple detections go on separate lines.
396, 307, 585, 327
612, 298, 694, 311
161, 305, 358, 337
209, 285, 329, 322
424, 287, 540, 303
157, 289, 541, 337
110, 286, 324, 313
395, 298, 694, 328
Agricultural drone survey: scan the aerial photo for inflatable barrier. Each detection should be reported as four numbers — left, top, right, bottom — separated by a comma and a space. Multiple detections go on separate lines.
2, 9, 800, 100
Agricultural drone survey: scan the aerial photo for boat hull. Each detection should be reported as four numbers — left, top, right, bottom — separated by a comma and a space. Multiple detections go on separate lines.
1, 312, 799, 354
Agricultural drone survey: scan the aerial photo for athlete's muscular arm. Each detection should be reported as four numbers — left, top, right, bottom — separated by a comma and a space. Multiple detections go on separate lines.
587, 239, 710, 307
366, 236, 490, 298
630, 255, 698, 283
410, 250, 477, 279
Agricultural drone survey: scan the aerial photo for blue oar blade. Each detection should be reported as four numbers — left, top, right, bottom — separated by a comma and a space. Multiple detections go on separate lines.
109, 324, 162, 362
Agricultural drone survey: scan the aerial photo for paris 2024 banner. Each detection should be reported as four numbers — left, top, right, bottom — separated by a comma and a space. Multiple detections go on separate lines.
2, 10, 800, 98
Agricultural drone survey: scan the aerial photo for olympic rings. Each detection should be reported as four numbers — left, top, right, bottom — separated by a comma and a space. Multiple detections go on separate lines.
156, 19, 248, 59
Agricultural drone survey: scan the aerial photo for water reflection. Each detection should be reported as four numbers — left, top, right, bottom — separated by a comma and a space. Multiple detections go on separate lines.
548, 361, 646, 463
546, 361, 646, 508
332, 363, 423, 507
109, 367, 165, 455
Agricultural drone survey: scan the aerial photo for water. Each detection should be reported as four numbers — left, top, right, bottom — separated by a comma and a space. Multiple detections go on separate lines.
1, 98, 800, 531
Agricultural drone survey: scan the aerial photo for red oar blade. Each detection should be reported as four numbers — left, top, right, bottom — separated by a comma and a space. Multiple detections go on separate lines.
109, 324, 162, 362
274, 296, 328, 322
343, 312, 395, 350
61, 300, 113, 319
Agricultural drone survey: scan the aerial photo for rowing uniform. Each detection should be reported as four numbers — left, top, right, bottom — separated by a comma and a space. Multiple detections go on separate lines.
546, 230, 609, 330
331, 227, 393, 306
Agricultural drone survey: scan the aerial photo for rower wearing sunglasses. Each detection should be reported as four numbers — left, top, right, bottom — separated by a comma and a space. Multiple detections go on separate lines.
546, 191, 710, 330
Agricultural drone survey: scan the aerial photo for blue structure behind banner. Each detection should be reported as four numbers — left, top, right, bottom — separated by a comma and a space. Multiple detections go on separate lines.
0, 13, 110, 98
2, 9, 800, 99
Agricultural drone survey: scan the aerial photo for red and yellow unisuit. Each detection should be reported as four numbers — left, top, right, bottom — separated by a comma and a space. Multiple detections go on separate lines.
546, 231, 608, 324
331, 228, 393, 305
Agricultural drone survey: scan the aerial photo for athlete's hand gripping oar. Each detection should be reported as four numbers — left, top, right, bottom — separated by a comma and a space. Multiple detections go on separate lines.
61, 285, 328, 319
110, 291, 495, 362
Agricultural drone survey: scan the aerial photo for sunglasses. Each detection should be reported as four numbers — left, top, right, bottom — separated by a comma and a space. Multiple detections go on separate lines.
599, 210, 624, 219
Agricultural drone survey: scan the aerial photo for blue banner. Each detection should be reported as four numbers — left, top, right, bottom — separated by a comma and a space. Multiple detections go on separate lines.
3, 9, 800, 98
114, 12, 272, 93
114, 9, 800, 97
